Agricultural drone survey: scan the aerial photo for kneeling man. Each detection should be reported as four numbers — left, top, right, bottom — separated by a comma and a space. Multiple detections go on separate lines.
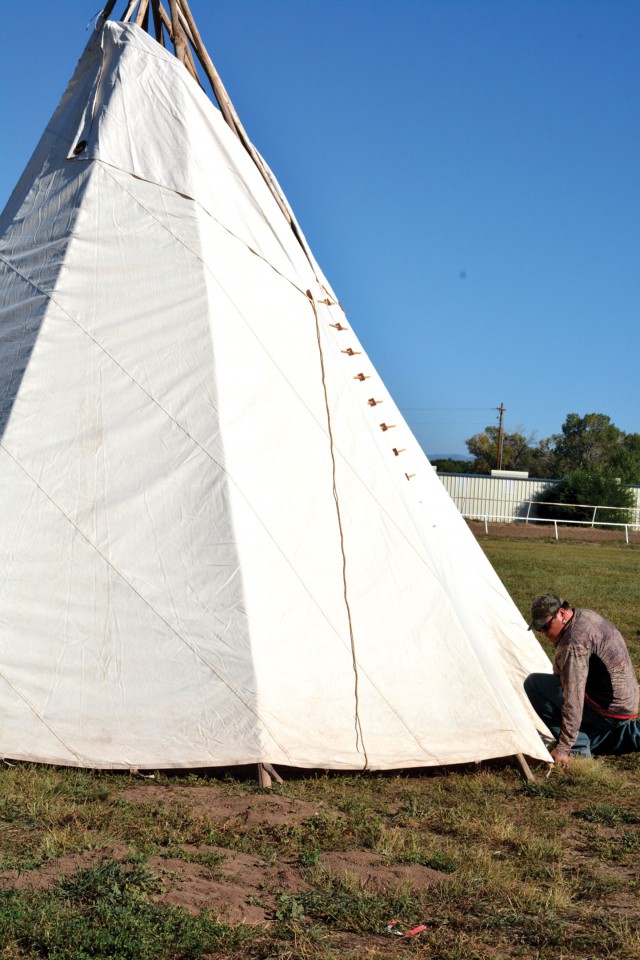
525, 594, 640, 766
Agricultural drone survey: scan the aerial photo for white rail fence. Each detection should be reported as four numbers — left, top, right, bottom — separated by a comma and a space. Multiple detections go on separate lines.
438, 473, 640, 543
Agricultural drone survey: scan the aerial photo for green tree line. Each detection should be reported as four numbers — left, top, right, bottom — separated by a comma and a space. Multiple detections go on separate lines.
432, 413, 640, 524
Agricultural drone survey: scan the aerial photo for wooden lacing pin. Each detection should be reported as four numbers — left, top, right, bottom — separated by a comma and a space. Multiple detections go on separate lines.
405, 473, 416, 480
330, 322, 348, 331
342, 347, 361, 356
354, 373, 370, 381
380, 423, 395, 432
320, 284, 340, 307
392, 448, 405, 457
367, 398, 382, 407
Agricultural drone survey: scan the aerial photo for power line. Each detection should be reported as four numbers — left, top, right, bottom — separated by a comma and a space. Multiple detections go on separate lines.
399, 407, 495, 412
406, 422, 492, 427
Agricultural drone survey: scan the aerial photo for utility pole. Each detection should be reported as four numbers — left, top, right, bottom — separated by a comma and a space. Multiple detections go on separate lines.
496, 403, 506, 470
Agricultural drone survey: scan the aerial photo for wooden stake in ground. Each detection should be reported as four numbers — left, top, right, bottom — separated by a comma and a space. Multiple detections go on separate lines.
257, 763, 284, 788
515, 752, 535, 781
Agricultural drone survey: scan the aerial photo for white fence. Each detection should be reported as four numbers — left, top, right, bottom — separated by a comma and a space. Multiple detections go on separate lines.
438, 474, 556, 521
438, 472, 640, 540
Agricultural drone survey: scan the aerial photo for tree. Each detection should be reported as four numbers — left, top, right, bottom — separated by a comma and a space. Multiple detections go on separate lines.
608, 431, 640, 484
465, 426, 554, 476
534, 468, 635, 526
464, 412, 640, 480
430, 458, 476, 474
551, 413, 640, 482
524, 437, 557, 479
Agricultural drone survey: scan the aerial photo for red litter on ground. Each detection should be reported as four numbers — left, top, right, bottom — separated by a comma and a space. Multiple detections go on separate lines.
385, 920, 427, 938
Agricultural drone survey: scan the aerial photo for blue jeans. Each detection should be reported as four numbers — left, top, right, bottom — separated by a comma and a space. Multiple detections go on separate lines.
525, 673, 640, 757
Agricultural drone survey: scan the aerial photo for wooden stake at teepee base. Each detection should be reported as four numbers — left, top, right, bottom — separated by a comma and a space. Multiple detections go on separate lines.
515, 753, 536, 782
257, 763, 284, 789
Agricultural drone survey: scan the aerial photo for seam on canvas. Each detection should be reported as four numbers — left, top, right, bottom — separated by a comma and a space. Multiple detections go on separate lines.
0, 440, 291, 761
307, 289, 369, 769
0, 251, 435, 757
0, 667, 86, 765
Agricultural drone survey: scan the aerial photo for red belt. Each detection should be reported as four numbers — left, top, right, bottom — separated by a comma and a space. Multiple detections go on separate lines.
585, 692, 639, 720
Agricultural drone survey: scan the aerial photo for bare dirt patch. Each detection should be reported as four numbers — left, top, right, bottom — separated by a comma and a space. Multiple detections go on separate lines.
0, 845, 132, 893
150, 847, 311, 924
0, 780, 447, 929
124, 782, 324, 826
467, 519, 640, 545
320, 849, 443, 892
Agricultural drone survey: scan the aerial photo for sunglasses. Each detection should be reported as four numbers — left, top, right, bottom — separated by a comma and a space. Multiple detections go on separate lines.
539, 613, 558, 634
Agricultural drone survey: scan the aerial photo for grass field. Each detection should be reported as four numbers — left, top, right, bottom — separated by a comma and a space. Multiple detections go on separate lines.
481, 536, 640, 667
1, 536, 639, 959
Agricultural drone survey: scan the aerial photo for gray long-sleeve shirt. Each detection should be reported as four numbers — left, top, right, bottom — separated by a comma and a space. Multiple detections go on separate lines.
554, 608, 639, 756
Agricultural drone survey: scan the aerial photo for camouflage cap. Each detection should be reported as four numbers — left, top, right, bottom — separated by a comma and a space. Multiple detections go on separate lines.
528, 593, 564, 631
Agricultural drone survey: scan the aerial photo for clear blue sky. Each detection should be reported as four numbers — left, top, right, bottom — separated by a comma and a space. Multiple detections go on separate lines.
1, 1, 638, 457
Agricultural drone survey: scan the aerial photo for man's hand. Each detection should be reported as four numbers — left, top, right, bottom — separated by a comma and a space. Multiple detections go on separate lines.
551, 747, 570, 768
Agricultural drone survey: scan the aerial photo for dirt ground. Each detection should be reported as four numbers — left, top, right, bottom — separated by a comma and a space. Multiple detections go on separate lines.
0, 782, 443, 928
467, 519, 640, 545
2, 524, 638, 953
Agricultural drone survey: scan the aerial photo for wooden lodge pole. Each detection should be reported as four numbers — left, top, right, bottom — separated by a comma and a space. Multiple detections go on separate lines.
168, 0, 190, 67
134, 0, 151, 27
121, 0, 138, 22
100, 0, 119, 22
175, 0, 241, 138
154, 1, 200, 85
150, 0, 165, 46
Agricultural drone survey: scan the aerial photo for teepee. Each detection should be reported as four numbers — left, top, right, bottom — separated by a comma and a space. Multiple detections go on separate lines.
0, 0, 551, 773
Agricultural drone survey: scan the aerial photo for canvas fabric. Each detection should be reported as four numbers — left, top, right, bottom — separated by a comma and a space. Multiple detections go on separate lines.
0, 22, 552, 770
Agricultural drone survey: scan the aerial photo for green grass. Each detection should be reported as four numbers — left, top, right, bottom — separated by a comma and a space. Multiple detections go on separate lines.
1, 535, 640, 958
2, 761, 640, 958
481, 537, 640, 664
0, 766, 124, 871
0, 859, 253, 960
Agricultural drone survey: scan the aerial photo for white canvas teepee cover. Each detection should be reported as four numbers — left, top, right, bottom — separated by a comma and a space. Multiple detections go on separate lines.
0, 20, 551, 770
